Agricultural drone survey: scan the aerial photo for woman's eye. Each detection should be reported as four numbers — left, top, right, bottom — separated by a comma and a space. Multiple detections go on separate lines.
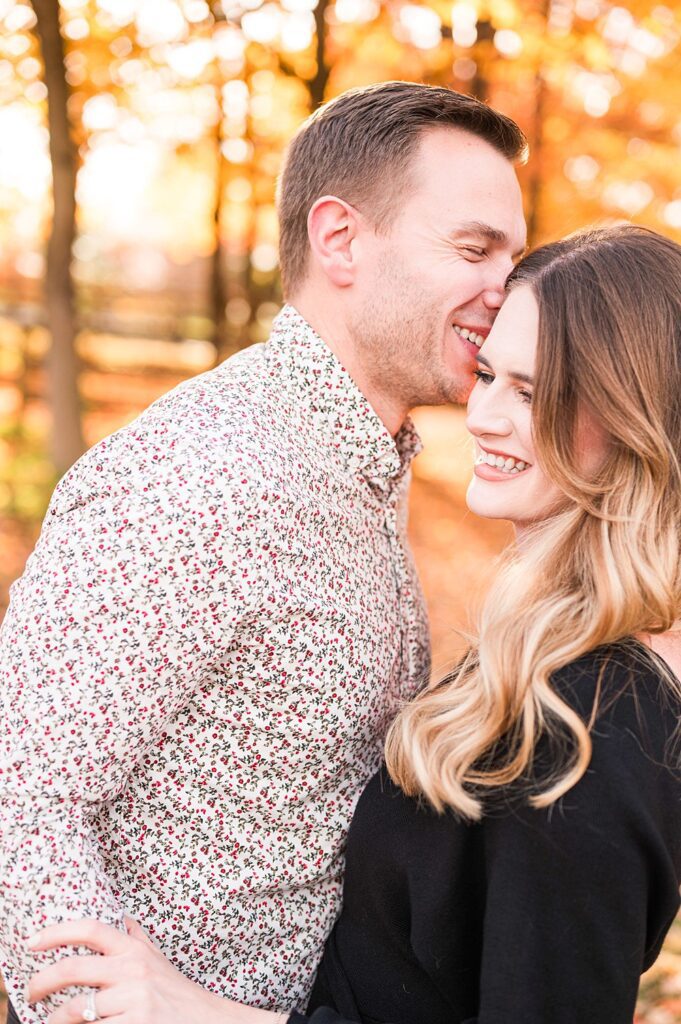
473, 369, 494, 385
518, 389, 533, 404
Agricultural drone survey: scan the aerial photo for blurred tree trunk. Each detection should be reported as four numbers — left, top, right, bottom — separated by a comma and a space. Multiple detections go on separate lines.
525, 0, 551, 248
210, 110, 228, 359
31, 0, 84, 474
309, 0, 331, 109
525, 68, 547, 247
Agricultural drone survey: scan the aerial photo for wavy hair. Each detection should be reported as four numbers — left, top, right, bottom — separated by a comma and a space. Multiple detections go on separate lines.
386, 225, 681, 818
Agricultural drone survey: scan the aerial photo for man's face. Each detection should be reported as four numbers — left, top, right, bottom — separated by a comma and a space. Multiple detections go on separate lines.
349, 127, 527, 410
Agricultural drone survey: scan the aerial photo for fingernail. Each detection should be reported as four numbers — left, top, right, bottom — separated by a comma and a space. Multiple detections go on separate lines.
26, 934, 40, 949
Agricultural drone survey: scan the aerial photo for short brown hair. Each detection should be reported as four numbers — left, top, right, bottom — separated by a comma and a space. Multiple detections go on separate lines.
276, 81, 527, 297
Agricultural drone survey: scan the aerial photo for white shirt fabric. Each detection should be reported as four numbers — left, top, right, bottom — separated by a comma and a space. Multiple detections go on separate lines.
0, 305, 431, 1018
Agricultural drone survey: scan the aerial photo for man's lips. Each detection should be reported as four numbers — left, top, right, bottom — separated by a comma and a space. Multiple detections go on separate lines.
453, 323, 491, 350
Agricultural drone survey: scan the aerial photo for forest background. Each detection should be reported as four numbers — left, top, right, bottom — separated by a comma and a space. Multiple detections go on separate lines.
1, 0, 681, 1020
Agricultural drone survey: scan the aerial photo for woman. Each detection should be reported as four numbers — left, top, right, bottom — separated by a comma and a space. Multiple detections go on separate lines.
26, 224, 681, 1023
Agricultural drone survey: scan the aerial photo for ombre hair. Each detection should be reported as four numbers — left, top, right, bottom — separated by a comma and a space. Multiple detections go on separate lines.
386, 224, 681, 819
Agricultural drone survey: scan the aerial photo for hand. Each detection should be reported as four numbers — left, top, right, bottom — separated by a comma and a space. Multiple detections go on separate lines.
26, 917, 278, 1024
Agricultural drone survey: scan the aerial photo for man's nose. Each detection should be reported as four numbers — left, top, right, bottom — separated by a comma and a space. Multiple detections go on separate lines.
481, 257, 514, 310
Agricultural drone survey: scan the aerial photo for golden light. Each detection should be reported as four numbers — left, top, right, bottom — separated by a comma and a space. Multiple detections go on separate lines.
398, 5, 442, 50
453, 57, 476, 80
571, 70, 620, 118
602, 180, 654, 215
281, 0, 318, 11
0, 103, 51, 201
602, 6, 634, 45
183, 0, 211, 22
16, 56, 41, 79
135, 0, 188, 45
25, 81, 47, 102
226, 177, 253, 202
165, 38, 214, 78
493, 28, 522, 57
251, 242, 278, 272
214, 24, 246, 61
563, 154, 600, 184
280, 11, 315, 52
76, 140, 161, 239
82, 93, 120, 132
4, 4, 36, 32
451, 2, 477, 47
241, 5, 282, 44
574, 0, 601, 19
334, 0, 379, 24
662, 200, 681, 229
96, 0, 137, 27
222, 138, 253, 163
5, 34, 31, 56
62, 16, 90, 39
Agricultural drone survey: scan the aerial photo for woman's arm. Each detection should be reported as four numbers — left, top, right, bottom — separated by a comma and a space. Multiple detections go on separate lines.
474, 674, 681, 1023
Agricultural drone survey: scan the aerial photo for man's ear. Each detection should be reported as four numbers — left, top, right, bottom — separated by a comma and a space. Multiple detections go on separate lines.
307, 196, 363, 287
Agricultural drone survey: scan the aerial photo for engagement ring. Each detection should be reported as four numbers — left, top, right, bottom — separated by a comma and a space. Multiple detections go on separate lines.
82, 987, 100, 1022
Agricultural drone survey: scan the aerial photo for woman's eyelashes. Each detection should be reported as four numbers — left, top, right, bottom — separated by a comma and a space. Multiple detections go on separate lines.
472, 368, 533, 405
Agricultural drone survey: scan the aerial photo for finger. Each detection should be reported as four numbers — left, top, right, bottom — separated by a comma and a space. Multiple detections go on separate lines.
27, 919, 128, 955
27, 955, 113, 1003
123, 917, 156, 948
46, 987, 121, 1024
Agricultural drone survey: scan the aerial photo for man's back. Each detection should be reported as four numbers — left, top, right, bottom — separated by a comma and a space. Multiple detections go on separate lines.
0, 307, 430, 1017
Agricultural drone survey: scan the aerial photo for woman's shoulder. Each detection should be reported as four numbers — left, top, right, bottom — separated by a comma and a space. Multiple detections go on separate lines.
551, 639, 681, 778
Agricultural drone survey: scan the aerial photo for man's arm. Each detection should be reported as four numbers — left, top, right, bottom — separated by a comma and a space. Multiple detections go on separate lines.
0, 445, 250, 1018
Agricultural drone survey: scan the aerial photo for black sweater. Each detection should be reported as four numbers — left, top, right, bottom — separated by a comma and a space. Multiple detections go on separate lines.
291, 643, 681, 1024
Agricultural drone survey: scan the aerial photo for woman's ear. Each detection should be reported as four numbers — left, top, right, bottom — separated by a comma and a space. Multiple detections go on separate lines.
306, 195, 363, 287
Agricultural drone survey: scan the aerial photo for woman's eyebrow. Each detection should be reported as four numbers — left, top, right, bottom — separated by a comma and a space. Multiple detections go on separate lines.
476, 352, 534, 385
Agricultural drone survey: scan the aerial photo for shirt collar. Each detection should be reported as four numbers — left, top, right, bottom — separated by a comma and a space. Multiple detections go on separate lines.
265, 305, 423, 485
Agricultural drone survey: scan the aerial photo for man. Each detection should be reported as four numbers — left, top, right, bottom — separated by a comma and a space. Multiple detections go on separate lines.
0, 81, 527, 1022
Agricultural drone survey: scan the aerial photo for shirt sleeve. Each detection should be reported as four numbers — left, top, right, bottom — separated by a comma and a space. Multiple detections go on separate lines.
0, 440, 259, 1017
475, 677, 681, 1024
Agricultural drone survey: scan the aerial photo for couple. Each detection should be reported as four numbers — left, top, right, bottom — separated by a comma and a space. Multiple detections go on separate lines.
1, 82, 680, 1024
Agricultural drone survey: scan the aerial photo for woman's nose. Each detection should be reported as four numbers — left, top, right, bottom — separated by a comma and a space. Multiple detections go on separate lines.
466, 392, 513, 440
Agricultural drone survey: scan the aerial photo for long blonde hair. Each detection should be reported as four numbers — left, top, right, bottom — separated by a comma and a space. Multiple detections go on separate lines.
386, 225, 681, 819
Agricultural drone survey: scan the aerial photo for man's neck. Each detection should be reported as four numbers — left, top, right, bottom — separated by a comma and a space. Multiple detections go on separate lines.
288, 296, 409, 438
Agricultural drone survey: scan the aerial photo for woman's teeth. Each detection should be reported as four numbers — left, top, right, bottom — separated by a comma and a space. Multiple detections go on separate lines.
453, 324, 484, 347
475, 452, 528, 474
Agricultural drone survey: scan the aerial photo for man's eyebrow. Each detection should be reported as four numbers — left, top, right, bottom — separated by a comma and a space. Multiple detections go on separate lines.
476, 352, 534, 385
452, 221, 528, 259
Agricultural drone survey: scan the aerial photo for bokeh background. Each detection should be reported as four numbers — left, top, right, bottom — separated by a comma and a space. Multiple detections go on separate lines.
1, 0, 681, 1020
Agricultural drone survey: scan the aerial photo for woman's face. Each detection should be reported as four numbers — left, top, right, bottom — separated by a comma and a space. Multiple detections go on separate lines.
465, 285, 605, 533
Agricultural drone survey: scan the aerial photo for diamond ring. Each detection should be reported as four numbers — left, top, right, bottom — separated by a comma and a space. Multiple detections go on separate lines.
82, 988, 100, 1022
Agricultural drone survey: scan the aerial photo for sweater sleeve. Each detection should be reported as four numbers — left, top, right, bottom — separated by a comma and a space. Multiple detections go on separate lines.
475, 659, 681, 1024
288, 1011, 358, 1024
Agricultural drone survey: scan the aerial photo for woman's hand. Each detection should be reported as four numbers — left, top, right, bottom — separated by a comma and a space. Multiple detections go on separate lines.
26, 918, 281, 1024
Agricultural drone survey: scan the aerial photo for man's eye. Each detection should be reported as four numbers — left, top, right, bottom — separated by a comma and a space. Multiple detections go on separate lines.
462, 246, 486, 260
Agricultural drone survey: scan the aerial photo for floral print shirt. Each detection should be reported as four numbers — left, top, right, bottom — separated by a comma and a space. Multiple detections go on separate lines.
0, 306, 431, 1019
